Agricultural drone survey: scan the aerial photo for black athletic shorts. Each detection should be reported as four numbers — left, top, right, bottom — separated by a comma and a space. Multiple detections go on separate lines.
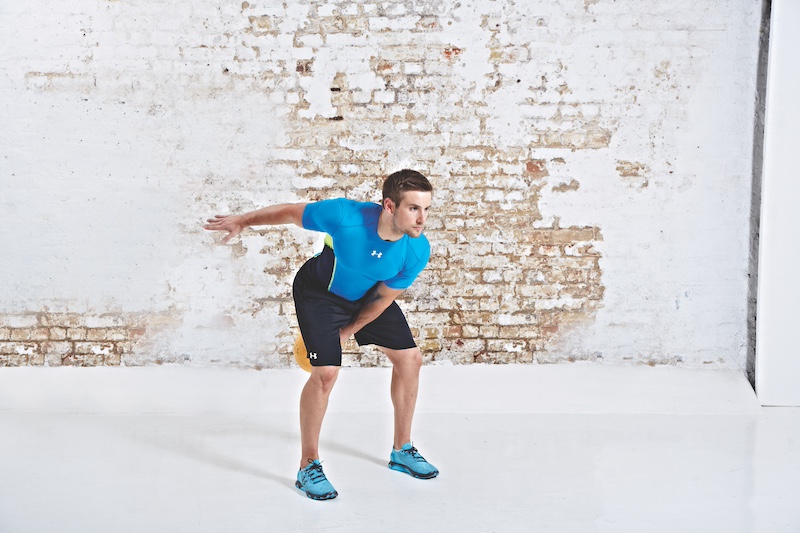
292, 257, 417, 367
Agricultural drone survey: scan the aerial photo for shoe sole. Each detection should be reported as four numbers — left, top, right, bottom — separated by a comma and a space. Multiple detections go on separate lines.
388, 461, 439, 479
295, 480, 338, 500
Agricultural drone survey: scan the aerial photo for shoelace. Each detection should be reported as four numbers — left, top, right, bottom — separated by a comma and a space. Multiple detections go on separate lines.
402, 446, 426, 462
304, 461, 328, 484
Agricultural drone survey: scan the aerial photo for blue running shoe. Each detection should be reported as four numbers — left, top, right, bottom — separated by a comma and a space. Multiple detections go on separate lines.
389, 443, 439, 479
296, 460, 338, 500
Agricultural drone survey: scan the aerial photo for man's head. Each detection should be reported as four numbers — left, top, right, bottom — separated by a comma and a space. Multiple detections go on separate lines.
381, 169, 433, 239
382, 169, 433, 207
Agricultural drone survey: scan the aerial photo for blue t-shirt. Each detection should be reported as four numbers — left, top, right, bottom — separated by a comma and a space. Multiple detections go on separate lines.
301, 198, 430, 301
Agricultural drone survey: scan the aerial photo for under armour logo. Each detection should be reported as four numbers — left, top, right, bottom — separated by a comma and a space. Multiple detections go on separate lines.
308, 352, 318, 360
371, 250, 383, 259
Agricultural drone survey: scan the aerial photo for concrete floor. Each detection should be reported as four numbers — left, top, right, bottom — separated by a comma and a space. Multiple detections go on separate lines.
0, 364, 798, 533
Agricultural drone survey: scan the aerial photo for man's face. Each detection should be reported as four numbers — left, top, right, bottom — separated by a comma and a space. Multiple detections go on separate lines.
387, 190, 432, 238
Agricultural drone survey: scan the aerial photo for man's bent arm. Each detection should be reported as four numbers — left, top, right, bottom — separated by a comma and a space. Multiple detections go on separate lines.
341, 283, 404, 341
204, 203, 308, 243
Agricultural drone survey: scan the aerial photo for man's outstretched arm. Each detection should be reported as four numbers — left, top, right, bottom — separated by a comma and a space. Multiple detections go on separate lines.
204, 203, 308, 243
340, 282, 405, 343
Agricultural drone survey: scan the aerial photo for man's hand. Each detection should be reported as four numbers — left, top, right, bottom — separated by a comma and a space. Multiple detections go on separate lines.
204, 214, 247, 244
203, 203, 307, 243
339, 284, 404, 344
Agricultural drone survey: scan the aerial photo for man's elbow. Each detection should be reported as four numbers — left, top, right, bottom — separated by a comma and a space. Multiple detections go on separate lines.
376, 285, 404, 302
287, 203, 307, 227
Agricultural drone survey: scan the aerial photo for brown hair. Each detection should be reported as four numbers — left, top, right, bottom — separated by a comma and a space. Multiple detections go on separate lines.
382, 169, 433, 206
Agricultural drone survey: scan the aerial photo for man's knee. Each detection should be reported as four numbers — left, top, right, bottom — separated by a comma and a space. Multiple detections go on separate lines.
408, 347, 422, 368
386, 347, 422, 370
310, 365, 340, 393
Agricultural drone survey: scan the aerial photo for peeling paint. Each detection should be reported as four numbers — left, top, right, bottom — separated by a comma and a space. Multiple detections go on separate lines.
552, 179, 580, 193
616, 160, 651, 188
1, 0, 761, 370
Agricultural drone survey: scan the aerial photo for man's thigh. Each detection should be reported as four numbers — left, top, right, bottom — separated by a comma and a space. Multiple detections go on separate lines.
293, 277, 356, 367
354, 301, 416, 351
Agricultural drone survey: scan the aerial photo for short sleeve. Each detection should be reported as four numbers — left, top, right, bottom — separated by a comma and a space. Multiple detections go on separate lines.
384, 238, 431, 290
302, 198, 347, 234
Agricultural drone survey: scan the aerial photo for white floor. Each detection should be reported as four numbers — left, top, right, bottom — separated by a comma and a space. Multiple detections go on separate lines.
1, 364, 798, 533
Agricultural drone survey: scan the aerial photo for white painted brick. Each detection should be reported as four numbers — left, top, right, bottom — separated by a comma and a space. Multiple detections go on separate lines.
351, 90, 372, 104
368, 17, 390, 31
384, 4, 407, 16
373, 90, 395, 104
341, 4, 359, 16
324, 33, 369, 48
296, 34, 324, 48
290, 47, 314, 60
403, 62, 424, 75
0, 316, 38, 328
411, 121, 435, 133
462, 150, 486, 161
2, 0, 762, 371
317, 4, 337, 17
84, 316, 125, 328
339, 164, 361, 175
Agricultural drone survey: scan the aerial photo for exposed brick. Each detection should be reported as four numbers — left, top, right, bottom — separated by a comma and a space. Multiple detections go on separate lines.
0, 342, 20, 355
67, 328, 88, 341
0, 353, 29, 366
486, 339, 527, 354
62, 352, 105, 367
9, 329, 32, 342
8, 0, 714, 369
86, 328, 129, 342
49, 327, 68, 341
0, 342, 38, 365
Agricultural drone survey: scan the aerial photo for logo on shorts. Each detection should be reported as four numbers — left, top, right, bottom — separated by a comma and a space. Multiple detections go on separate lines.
371, 250, 383, 259
308, 352, 318, 360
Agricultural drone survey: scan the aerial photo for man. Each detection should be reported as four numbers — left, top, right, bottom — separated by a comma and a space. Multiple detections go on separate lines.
204, 169, 438, 501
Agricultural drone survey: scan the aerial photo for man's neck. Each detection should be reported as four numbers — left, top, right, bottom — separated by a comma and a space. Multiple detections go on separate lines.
377, 209, 403, 242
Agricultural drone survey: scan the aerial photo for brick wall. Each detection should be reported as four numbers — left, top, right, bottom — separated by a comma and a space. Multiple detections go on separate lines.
0, 1, 763, 370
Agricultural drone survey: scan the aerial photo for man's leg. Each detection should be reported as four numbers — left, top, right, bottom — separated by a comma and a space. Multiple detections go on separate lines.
379, 346, 422, 449
299, 365, 340, 468
380, 346, 439, 479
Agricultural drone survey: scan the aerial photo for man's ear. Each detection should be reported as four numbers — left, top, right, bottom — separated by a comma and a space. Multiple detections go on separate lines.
383, 197, 396, 214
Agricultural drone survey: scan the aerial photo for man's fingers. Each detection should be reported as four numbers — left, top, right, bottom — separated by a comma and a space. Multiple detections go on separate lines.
203, 215, 242, 243
221, 229, 242, 244
204, 215, 233, 232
